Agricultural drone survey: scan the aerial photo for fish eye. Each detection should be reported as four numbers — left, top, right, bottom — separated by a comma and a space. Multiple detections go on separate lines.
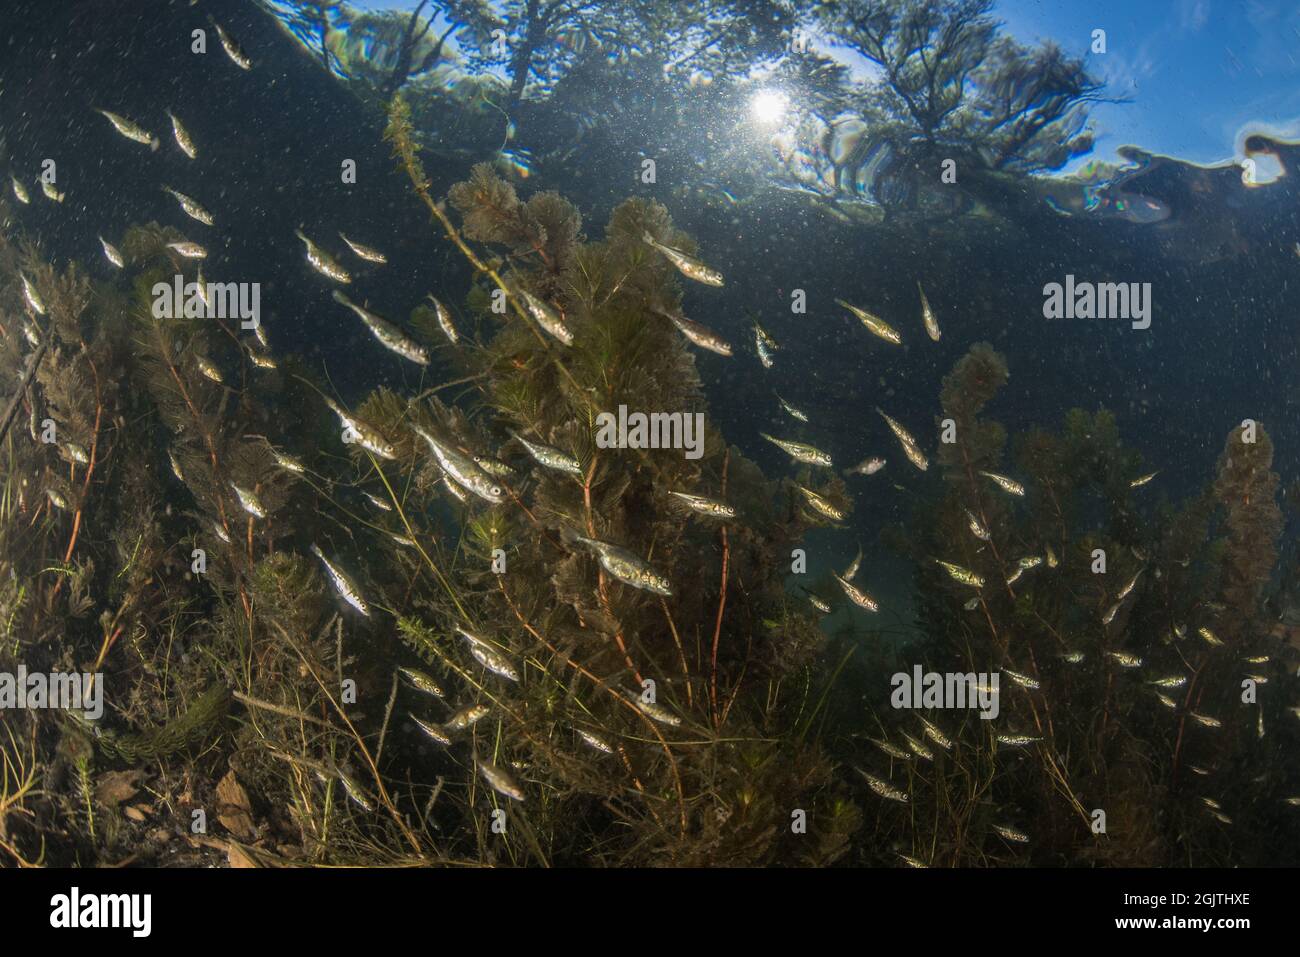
491, 486, 502, 496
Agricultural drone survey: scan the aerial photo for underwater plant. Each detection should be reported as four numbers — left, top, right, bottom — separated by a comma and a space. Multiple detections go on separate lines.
842, 342, 1299, 866
0, 93, 867, 867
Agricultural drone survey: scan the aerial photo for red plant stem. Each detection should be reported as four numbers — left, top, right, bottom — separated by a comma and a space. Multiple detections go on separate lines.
710, 450, 730, 728
583, 455, 641, 683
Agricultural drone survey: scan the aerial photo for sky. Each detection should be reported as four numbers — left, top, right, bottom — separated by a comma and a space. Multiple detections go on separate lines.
340, 0, 1300, 169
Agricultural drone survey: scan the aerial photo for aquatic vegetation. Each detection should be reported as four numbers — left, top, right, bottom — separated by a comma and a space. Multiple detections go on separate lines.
0, 104, 860, 867
853, 343, 1299, 866
1, 2, 1296, 875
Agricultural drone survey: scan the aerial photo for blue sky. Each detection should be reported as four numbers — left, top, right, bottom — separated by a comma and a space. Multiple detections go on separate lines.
342, 0, 1300, 169
997, 0, 1300, 168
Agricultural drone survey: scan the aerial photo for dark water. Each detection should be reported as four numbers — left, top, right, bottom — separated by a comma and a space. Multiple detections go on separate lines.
1, 0, 1297, 872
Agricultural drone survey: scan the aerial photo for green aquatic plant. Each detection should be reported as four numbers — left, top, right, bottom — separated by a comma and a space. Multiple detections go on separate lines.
0, 100, 861, 867
849, 343, 1299, 867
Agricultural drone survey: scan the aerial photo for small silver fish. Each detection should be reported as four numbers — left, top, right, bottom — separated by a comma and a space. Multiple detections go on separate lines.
516, 288, 574, 345
877, 409, 928, 471
446, 704, 490, 730
1197, 626, 1224, 647
901, 733, 933, 761
398, 667, 444, 698
1044, 542, 1059, 568
168, 448, 185, 482
230, 482, 266, 519
95, 109, 159, 150
411, 715, 451, 745
1106, 651, 1142, 668
754, 323, 777, 368
295, 229, 351, 283
362, 491, 392, 512
844, 457, 886, 477
667, 312, 731, 356
40, 179, 64, 203
574, 729, 613, 754
775, 393, 808, 422
991, 823, 1029, 843
162, 186, 214, 226
796, 484, 846, 522
11, 176, 29, 204
332, 290, 429, 365
1148, 675, 1187, 689
20, 274, 46, 315
627, 692, 682, 726
271, 449, 305, 474
1002, 669, 1039, 690
805, 592, 832, 614
413, 426, 504, 504
469, 642, 520, 682
442, 475, 469, 504
339, 232, 387, 264
572, 535, 673, 596
472, 453, 514, 478
668, 490, 736, 519
918, 281, 940, 341
965, 509, 990, 541
167, 241, 208, 259
310, 544, 370, 617
643, 231, 724, 286
760, 432, 832, 468
426, 294, 458, 344
917, 716, 952, 750
843, 543, 863, 580
45, 488, 70, 510
323, 397, 397, 460
838, 298, 901, 345
336, 769, 374, 811
1130, 471, 1158, 488
832, 572, 878, 612
936, 559, 983, 589
196, 356, 223, 383
1116, 567, 1143, 601
477, 759, 526, 801
509, 429, 583, 475
165, 110, 197, 158
996, 734, 1041, 748
867, 737, 910, 761
857, 769, 908, 803
98, 235, 125, 269
209, 16, 252, 69
63, 443, 89, 465
458, 628, 520, 682
979, 470, 1025, 496
1189, 712, 1222, 729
